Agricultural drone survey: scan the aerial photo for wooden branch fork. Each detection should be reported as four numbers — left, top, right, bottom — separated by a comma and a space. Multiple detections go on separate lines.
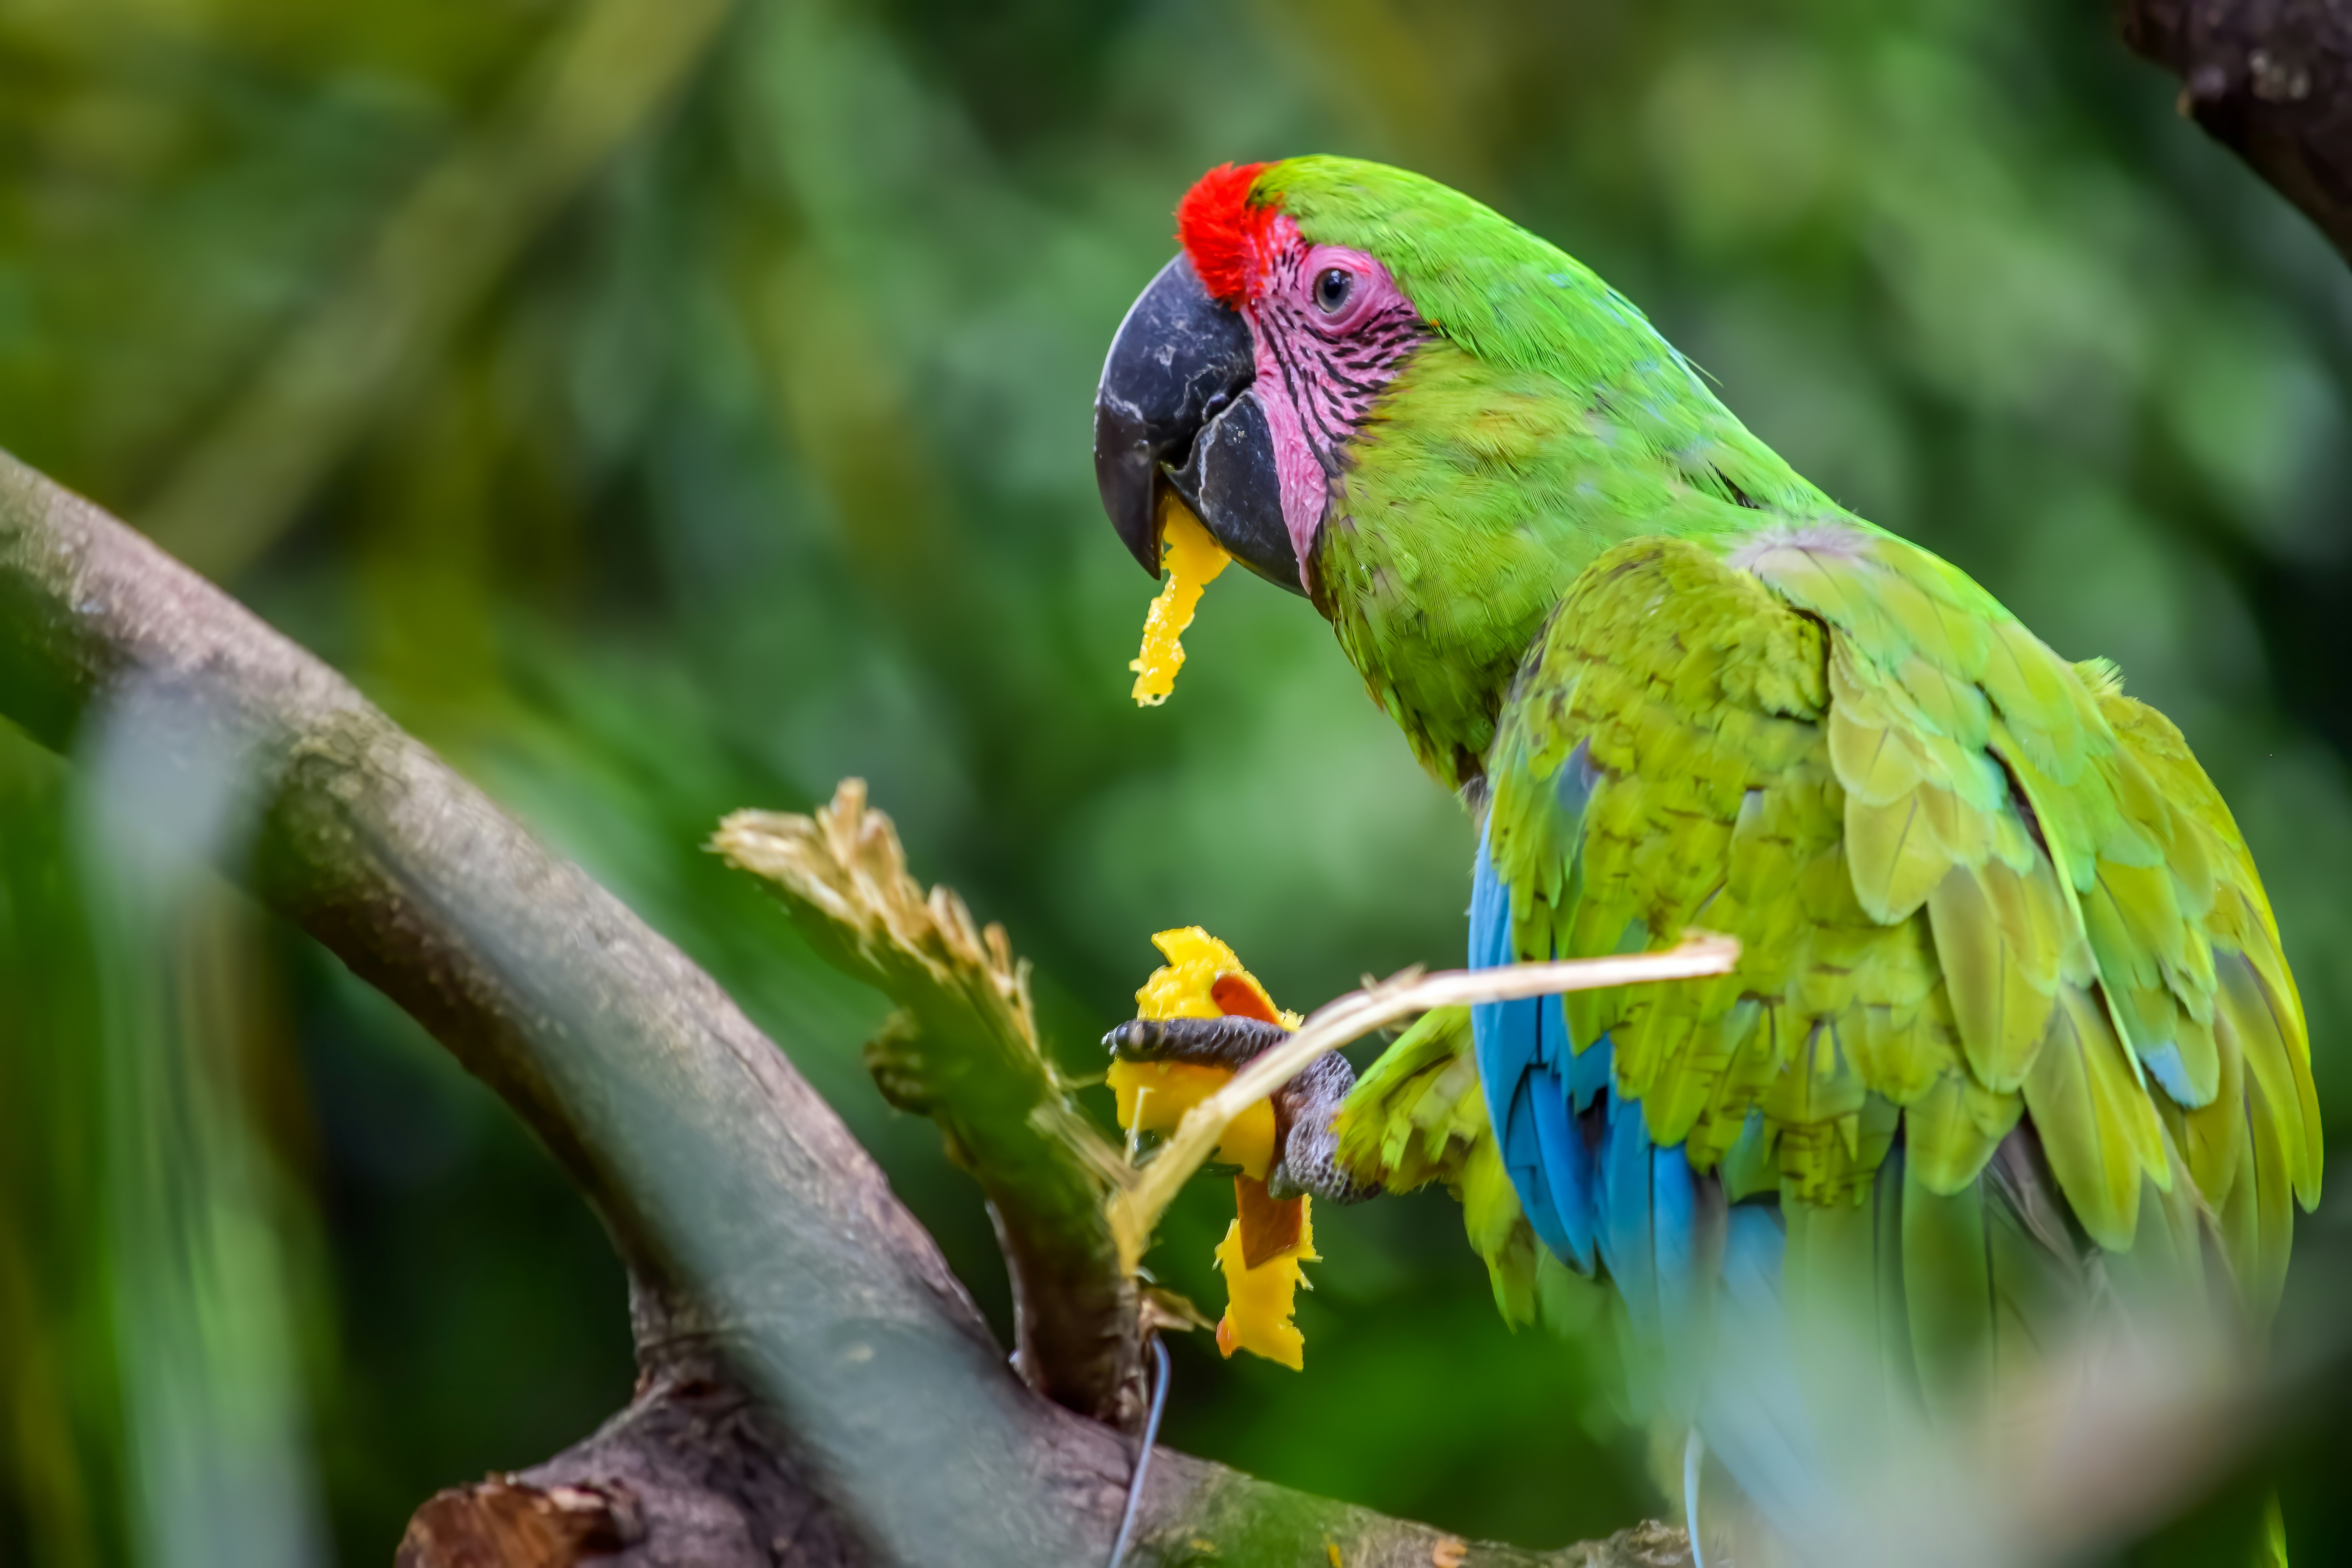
0, 448, 1703, 1565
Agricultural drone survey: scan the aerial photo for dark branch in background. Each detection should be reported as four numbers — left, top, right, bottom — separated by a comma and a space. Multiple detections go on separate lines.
0, 448, 1686, 1566
2120, 0, 2352, 267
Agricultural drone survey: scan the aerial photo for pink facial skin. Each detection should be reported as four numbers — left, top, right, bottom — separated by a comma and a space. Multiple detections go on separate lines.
1234, 214, 1426, 590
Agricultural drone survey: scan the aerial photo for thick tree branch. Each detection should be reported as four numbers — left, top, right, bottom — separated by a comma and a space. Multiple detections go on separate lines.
0, 450, 1066, 1563
0, 448, 1687, 1567
2121, 0, 2352, 266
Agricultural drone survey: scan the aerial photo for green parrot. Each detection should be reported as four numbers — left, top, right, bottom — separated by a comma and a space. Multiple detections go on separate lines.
1092, 158, 2320, 1559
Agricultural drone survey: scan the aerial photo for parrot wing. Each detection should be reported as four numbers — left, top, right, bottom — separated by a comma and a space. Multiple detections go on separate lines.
1474, 530, 2315, 1412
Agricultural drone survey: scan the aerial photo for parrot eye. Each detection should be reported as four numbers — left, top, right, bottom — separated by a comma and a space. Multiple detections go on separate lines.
1312, 267, 1354, 315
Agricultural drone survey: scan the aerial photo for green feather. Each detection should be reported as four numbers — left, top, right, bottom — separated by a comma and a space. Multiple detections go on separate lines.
1899, 1152, 1990, 1426
2019, 985, 2166, 1251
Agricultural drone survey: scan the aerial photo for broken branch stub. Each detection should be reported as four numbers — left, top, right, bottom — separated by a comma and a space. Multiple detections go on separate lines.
713, 782, 1147, 1426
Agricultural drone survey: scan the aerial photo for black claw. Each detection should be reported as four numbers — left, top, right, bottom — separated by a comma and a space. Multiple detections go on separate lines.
1102, 1020, 1153, 1058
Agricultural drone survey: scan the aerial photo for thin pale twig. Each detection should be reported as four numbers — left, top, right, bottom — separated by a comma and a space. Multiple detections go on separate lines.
1105, 933, 1740, 1271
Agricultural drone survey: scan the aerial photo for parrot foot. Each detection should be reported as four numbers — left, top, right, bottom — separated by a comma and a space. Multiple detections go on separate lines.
1102, 1016, 1382, 1205
1104, 1014, 1289, 1068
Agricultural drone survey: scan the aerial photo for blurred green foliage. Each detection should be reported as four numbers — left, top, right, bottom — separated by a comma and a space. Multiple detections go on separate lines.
3, 0, 2351, 1562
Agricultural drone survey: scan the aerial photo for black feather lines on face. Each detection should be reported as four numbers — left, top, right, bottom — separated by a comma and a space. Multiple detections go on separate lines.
1258, 243, 1423, 478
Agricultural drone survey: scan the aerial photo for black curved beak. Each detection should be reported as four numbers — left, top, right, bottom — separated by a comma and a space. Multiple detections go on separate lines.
1093, 254, 1304, 595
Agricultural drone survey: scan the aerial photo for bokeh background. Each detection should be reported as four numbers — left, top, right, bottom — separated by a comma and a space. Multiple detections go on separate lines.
5, 0, 2352, 1563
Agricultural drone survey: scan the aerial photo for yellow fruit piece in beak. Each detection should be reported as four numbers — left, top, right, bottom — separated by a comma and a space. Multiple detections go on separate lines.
1129, 499, 1232, 707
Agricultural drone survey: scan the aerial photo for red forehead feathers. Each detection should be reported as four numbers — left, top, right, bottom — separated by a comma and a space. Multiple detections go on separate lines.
1177, 162, 1273, 304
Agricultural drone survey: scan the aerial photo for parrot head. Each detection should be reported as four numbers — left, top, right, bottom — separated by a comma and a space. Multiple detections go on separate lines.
1094, 157, 1824, 788
1092, 159, 1431, 597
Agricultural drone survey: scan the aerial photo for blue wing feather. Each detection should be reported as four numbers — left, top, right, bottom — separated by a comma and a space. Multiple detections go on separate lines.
1524, 1059, 1593, 1269
1699, 1204, 1833, 1547
1472, 820, 1605, 1271
1470, 741, 1839, 1539
1597, 1092, 1656, 1329
1567, 998, 1610, 1112
1650, 1139, 1701, 1410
